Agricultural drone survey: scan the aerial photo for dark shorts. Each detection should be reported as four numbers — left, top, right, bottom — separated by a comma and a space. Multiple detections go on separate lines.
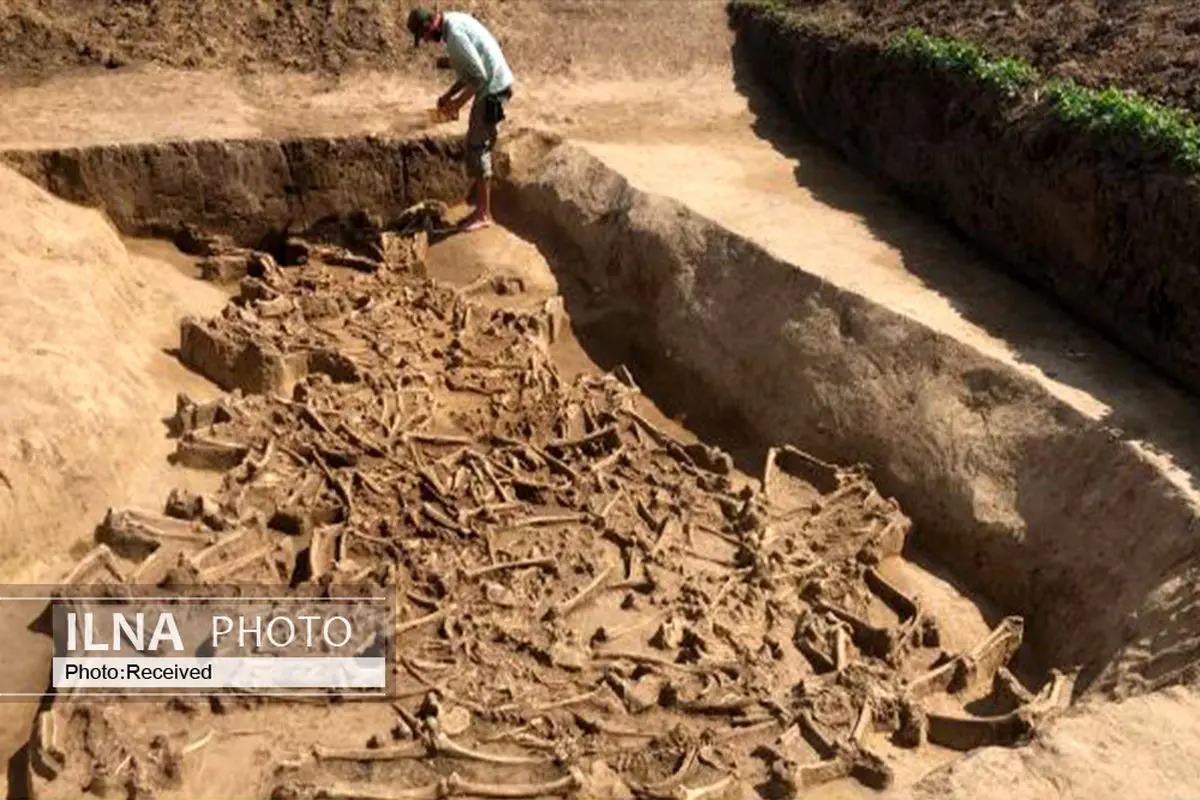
466, 86, 513, 179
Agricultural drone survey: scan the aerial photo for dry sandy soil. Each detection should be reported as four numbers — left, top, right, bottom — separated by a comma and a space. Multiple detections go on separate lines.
0, 0, 730, 80
0, 178, 227, 583
0, 1, 1199, 799
783, 0, 1200, 112
6, 0, 1199, 111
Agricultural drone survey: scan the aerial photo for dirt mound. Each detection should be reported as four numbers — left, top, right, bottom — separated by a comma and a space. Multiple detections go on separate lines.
784, 0, 1200, 113
0, 0, 414, 74
0, 1, 731, 78
0, 164, 226, 583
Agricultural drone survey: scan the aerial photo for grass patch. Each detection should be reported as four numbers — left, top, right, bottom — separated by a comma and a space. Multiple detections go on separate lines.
727, 0, 806, 30
730, 5, 1200, 171
1045, 80, 1200, 169
885, 28, 1037, 98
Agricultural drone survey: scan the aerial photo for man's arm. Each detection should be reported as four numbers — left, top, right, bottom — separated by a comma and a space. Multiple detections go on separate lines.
439, 79, 467, 108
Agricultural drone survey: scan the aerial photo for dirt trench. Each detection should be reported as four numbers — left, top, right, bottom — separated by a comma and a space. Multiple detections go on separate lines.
4, 128, 1198, 798
4, 133, 1068, 800
497, 130, 1200, 694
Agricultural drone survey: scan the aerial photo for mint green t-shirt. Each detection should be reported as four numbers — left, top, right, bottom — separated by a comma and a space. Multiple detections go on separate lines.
443, 12, 513, 97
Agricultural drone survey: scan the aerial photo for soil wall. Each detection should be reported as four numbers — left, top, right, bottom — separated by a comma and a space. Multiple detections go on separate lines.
0, 0, 730, 78
0, 135, 473, 247
727, 5, 1200, 399
500, 131, 1200, 695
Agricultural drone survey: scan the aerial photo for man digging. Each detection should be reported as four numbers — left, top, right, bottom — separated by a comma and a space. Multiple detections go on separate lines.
408, 6, 514, 233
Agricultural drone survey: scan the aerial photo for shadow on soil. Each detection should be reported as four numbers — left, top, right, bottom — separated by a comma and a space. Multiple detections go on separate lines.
483, 204, 768, 482
7, 743, 29, 800
727, 33, 1200, 489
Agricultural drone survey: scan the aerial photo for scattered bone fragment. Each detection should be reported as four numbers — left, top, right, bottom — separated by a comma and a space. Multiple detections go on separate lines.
97, 507, 216, 559
816, 601, 895, 659
1019, 668, 1076, 724
466, 555, 556, 579
545, 563, 616, 620
907, 654, 962, 700
632, 748, 698, 796
59, 544, 125, 586
852, 698, 873, 743
994, 666, 1036, 708
396, 605, 454, 636
906, 616, 1025, 701
834, 625, 852, 672
440, 706, 472, 737
428, 731, 551, 766
174, 432, 251, 470
796, 757, 852, 790
314, 742, 424, 762
182, 729, 215, 756
868, 514, 912, 560
779, 445, 839, 494
198, 542, 277, 582
30, 710, 65, 781
864, 567, 919, 621
171, 392, 233, 434
763, 446, 780, 503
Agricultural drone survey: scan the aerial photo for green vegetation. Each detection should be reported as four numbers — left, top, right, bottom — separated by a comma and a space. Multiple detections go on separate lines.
885, 29, 1037, 98
882, 28, 1200, 169
728, 0, 791, 13
727, 0, 805, 30
1045, 80, 1200, 169
730, 1, 1200, 170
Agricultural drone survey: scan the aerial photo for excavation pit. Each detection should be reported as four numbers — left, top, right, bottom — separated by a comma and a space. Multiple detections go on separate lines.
5, 130, 1198, 799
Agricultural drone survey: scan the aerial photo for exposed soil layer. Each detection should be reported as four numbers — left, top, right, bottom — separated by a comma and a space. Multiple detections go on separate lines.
782, 0, 1200, 114
0, 135, 474, 248
24, 204, 1071, 800
727, 4, 1200, 400
0, 0, 730, 78
0, 164, 228, 582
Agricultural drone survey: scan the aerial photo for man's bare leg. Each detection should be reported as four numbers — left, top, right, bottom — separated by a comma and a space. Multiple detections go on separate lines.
458, 178, 493, 232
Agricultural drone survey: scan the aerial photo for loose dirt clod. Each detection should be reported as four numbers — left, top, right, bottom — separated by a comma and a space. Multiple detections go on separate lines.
27, 210, 1056, 800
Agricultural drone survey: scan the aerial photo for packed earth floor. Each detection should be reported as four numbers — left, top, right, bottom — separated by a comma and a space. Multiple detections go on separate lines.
27, 204, 1072, 800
